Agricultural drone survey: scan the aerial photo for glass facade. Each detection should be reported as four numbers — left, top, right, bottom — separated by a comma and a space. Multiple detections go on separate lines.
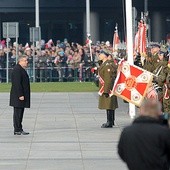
0, 0, 169, 44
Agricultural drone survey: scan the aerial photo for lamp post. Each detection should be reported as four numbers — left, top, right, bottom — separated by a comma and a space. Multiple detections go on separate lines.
86, 0, 90, 35
35, 0, 39, 28
34, 0, 40, 82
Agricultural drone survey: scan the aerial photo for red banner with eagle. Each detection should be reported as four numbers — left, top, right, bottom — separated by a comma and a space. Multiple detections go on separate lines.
111, 61, 153, 106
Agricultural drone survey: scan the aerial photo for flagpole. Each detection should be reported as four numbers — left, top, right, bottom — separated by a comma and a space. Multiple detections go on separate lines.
86, 0, 93, 61
86, 0, 90, 35
125, 0, 136, 118
113, 23, 117, 52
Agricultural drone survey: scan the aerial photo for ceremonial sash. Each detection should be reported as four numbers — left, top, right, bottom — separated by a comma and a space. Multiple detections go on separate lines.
98, 75, 105, 96
164, 84, 170, 100
98, 75, 112, 96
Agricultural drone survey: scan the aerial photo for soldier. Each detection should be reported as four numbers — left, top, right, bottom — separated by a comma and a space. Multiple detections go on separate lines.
143, 43, 160, 72
152, 47, 168, 101
98, 50, 118, 128
157, 54, 170, 125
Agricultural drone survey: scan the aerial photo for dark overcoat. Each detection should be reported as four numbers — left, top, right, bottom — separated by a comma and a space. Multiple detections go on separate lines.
10, 64, 30, 108
98, 60, 118, 110
118, 116, 170, 170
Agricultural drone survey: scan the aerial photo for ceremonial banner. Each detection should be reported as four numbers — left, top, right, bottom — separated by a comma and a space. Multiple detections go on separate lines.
111, 61, 153, 106
138, 20, 147, 56
113, 24, 120, 52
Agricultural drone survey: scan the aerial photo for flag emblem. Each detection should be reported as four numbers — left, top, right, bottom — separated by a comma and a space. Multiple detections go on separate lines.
112, 61, 153, 106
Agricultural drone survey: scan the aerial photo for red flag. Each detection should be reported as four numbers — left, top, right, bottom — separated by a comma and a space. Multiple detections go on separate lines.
138, 20, 147, 56
134, 30, 139, 53
113, 24, 120, 52
86, 38, 92, 45
45, 39, 53, 49
111, 60, 153, 106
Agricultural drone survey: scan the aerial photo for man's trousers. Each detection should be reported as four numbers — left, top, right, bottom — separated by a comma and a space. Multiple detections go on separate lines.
13, 107, 25, 132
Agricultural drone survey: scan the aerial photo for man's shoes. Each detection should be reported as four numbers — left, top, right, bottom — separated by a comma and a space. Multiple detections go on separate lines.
101, 122, 113, 128
14, 131, 29, 135
14, 131, 21, 135
21, 131, 29, 135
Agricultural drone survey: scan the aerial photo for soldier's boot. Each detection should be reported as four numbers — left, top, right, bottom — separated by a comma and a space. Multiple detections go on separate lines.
101, 110, 113, 128
111, 110, 115, 126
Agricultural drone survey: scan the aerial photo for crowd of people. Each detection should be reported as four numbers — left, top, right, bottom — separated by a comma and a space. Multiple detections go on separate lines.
0, 39, 126, 83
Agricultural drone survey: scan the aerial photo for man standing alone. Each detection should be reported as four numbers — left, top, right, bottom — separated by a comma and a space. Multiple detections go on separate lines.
10, 55, 30, 135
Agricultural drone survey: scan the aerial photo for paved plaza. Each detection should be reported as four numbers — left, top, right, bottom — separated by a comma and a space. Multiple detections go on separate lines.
0, 92, 132, 170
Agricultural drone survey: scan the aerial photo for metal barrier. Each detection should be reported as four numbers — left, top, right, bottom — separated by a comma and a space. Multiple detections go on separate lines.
0, 66, 95, 83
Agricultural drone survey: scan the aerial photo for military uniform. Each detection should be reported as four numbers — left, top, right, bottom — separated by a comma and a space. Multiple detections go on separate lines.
108, 58, 118, 86
143, 53, 160, 72
143, 43, 161, 72
158, 66, 170, 114
98, 59, 118, 127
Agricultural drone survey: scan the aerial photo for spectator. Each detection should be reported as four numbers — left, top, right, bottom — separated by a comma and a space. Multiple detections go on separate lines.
54, 51, 67, 82
118, 99, 170, 170
25, 48, 33, 81
72, 49, 81, 81
38, 50, 48, 82
66, 50, 74, 81
0, 50, 6, 82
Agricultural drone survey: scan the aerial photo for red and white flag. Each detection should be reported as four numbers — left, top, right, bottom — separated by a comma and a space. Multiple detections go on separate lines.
111, 61, 153, 106
135, 20, 147, 56
139, 20, 147, 55
45, 39, 53, 49
113, 24, 120, 52
86, 38, 92, 45
134, 30, 139, 53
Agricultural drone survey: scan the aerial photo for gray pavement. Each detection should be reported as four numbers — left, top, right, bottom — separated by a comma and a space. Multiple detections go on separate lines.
0, 92, 132, 170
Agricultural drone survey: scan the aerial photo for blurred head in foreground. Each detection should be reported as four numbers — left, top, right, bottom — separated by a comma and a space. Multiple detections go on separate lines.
139, 99, 162, 118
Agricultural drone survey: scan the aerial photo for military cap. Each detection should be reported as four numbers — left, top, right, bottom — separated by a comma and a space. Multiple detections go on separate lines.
149, 42, 160, 48
159, 46, 167, 54
99, 49, 110, 56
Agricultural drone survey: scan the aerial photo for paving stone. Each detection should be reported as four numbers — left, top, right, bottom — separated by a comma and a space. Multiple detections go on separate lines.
0, 92, 131, 170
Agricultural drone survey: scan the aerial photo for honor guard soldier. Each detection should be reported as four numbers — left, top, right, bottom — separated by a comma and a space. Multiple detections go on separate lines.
98, 50, 118, 128
143, 43, 161, 72
157, 51, 170, 126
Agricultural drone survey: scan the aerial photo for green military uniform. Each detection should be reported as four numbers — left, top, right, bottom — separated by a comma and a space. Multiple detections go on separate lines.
108, 59, 118, 86
98, 60, 118, 110
158, 66, 170, 114
153, 60, 168, 75
143, 53, 159, 72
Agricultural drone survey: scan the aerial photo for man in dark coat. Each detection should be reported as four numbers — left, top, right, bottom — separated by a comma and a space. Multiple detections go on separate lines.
118, 99, 170, 170
98, 50, 118, 128
10, 55, 30, 135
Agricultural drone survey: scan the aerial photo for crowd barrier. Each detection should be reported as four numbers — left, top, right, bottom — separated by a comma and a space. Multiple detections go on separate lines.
0, 66, 96, 83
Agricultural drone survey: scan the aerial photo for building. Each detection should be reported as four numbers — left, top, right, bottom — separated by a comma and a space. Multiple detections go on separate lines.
0, 0, 169, 44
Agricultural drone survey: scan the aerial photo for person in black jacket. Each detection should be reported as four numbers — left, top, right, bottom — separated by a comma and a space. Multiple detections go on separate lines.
118, 99, 170, 170
10, 55, 30, 135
